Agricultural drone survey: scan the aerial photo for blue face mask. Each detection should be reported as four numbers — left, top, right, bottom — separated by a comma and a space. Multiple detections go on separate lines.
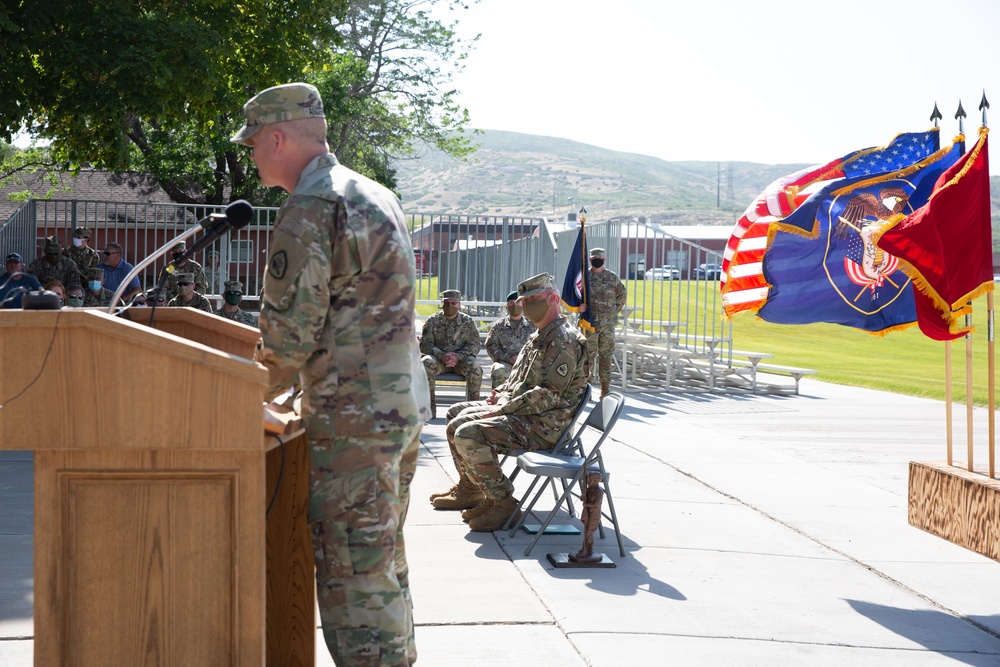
88, 280, 102, 292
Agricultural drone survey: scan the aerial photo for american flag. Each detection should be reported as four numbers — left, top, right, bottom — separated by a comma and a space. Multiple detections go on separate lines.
720, 129, 941, 317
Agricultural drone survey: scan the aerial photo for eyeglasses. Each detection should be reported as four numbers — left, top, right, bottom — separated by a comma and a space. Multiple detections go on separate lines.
178, 282, 192, 286
68, 294, 84, 299
224, 291, 240, 297
133, 301, 147, 306
102, 251, 119, 256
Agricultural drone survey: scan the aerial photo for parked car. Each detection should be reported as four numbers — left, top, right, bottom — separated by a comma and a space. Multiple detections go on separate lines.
694, 263, 722, 280
644, 265, 680, 281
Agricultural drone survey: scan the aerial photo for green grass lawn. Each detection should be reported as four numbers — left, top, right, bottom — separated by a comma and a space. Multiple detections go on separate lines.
624, 278, 998, 407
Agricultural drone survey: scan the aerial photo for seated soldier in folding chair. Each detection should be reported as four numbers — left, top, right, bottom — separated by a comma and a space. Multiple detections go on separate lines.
485, 289, 536, 389
420, 289, 483, 414
429, 273, 590, 532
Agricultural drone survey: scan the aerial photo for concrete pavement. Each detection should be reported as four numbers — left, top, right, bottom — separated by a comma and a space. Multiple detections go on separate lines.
3, 379, 1000, 665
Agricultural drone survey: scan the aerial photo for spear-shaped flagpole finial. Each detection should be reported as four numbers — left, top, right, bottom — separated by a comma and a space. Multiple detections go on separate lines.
955, 99, 967, 135
929, 102, 942, 127
579, 206, 586, 223
980, 90, 990, 128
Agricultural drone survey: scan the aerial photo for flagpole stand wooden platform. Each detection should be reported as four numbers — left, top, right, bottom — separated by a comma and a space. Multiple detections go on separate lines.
908, 461, 1000, 562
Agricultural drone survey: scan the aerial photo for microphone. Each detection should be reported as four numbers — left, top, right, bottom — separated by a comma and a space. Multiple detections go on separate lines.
167, 200, 254, 272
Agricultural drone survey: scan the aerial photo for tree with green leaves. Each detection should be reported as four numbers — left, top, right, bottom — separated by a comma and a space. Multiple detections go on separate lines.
0, 0, 477, 205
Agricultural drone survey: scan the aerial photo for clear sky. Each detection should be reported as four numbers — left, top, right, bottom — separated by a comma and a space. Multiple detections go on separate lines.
441, 0, 1000, 173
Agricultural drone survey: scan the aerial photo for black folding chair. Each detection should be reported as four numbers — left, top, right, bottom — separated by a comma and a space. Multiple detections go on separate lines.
507, 392, 626, 557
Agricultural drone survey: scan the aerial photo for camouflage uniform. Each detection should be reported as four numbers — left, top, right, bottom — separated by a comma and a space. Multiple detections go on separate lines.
419, 305, 483, 403
82, 267, 113, 307
218, 307, 256, 326
442, 274, 589, 531
484, 315, 535, 389
164, 259, 208, 298
234, 82, 429, 667
63, 228, 100, 277
29, 237, 83, 286
167, 290, 215, 313
585, 248, 627, 393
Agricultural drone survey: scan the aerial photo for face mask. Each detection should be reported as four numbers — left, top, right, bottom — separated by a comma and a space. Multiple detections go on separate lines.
67, 296, 84, 307
224, 293, 242, 305
522, 299, 549, 323
88, 280, 102, 292
590, 258, 605, 268
45, 253, 59, 264
178, 284, 192, 294
442, 303, 459, 318
171, 252, 184, 261
507, 303, 522, 318
72, 238, 84, 247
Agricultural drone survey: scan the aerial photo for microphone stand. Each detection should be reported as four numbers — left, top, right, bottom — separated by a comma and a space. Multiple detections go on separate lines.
106, 224, 210, 313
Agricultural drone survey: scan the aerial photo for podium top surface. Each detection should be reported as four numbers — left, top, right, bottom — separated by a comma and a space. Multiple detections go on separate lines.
0, 309, 270, 451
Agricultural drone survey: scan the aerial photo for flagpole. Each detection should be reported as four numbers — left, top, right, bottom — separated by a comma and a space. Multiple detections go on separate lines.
933, 101, 954, 466
965, 304, 974, 472
981, 91, 994, 478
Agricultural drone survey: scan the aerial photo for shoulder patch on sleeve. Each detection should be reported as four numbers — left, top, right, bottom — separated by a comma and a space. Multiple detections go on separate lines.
269, 251, 288, 279
556, 363, 569, 377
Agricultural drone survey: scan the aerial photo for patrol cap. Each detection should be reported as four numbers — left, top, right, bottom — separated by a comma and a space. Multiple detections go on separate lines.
73, 227, 92, 239
517, 273, 556, 299
590, 247, 606, 258
506, 290, 519, 302
146, 287, 168, 302
175, 272, 194, 283
5, 252, 22, 263
172, 241, 186, 251
231, 82, 325, 146
224, 280, 244, 293
44, 237, 61, 253
440, 289, 462, 301
86, 267, 104, 280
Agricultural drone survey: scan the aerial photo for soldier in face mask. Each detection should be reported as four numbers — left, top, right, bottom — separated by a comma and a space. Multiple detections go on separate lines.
65, 283, 85, 308
82, 267, 113, 307
429, 273, 590, 532
63, 227, 100, 277
166, 272, 215, 313
163, 242, 208, 299
419, 289, 483, 415
484, 289, 535, 389
581, 247, 626, 398
29, 237, 83, 286
217, 280, 256, 326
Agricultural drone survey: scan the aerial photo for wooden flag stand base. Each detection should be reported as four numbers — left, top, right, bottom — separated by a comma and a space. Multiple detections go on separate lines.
547, 552, 616, 568
908, 461, 1000, 562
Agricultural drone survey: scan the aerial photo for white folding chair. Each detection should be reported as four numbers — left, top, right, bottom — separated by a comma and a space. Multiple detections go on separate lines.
507, 392, 626, 557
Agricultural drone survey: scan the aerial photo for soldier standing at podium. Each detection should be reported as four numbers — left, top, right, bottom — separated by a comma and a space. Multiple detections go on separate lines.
233, 82, 430, 667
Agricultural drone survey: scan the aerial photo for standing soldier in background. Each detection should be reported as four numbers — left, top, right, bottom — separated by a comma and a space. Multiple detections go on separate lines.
232, 81, 429, 667
63, 227, 100, 277
420, 289, 483, 414
163, 241, 208, 298
28, 237, 83, 286
581, 247, 626, 399
217, 280, 256, 326
484, 290, 535, 389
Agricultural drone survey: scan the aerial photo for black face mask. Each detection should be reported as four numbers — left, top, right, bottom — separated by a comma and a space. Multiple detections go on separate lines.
590, 258, 605, 268
171, 251, 183, 261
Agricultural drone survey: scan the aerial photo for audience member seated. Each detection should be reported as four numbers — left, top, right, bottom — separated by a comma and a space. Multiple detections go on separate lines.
167, 273, 214, 313
97, 242, 141, 303
163, 241, 208, 299
130, 292, 148, 307
0, 253, 42, 308
43, 280, 66, 307
83, 267, 114, 307
63, 227, 100, 277
217, 280, 256, 326
146, 286, 169, 307
485, 289, 536, 389
65, 283, 85, 308
429, 273, 590, 532
29, 237, 83, 286
420, 289, 483, 415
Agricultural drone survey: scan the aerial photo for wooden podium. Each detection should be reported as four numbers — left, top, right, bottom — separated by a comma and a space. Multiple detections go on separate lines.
0, 308, 316, 666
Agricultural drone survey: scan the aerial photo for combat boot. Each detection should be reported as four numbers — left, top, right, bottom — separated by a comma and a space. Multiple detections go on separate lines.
600, 381, 610, 399
461, 498, 494, 522
431, 478, 485, 510
468, 495, 520, 532
429, 482, 459, 503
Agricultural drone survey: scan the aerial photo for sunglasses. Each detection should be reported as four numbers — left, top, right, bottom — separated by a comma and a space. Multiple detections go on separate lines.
102, 251, 119, 256
177, 282, 192, 286
153, 297, 166, 303
133, 300, 147, 305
